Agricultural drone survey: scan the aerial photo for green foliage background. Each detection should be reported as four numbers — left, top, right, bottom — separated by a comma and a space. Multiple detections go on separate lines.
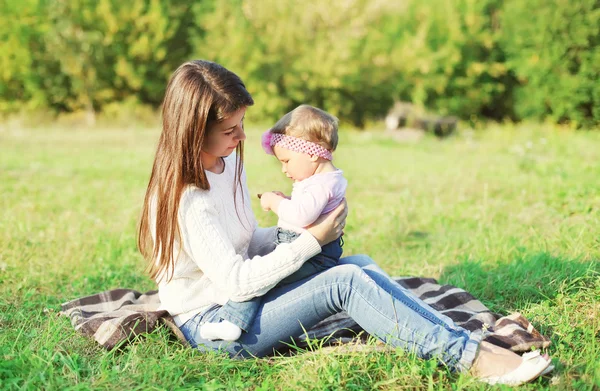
0, 0, 598, 127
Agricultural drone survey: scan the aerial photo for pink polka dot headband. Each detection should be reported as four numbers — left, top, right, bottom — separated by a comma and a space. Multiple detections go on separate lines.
261, 130, 333, 160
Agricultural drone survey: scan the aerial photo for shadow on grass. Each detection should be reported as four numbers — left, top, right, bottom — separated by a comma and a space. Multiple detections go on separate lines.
438, 252, 599, 314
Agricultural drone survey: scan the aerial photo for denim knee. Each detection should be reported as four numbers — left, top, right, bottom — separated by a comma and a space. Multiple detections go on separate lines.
329, 263, 363, 276
339, 254, 376, 268
325, 264, 372, 288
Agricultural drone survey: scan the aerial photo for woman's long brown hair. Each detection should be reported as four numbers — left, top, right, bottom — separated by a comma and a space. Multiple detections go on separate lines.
138, 60, 254, 282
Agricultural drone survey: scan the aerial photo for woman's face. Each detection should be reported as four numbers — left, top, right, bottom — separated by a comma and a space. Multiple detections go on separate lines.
202, 107, 247, 159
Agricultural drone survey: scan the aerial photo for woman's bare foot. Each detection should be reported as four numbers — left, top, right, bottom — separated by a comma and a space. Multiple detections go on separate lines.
471, 341, 523, 378
470, 341, 552, 385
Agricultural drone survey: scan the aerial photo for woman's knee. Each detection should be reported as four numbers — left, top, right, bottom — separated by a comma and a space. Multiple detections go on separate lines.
323, 263, 373, 288
339, 254, 376, 268
329, 263, 363, 275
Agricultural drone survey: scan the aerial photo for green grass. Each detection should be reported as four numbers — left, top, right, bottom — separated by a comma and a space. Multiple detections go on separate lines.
1, 123, 599, 390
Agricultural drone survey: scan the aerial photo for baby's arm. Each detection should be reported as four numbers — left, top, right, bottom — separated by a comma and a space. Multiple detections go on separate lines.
260, 192, 286, 213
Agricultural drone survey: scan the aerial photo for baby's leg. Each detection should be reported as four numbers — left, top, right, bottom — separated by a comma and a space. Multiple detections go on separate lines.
200, 298, 261, 341
278, 239, 342, 286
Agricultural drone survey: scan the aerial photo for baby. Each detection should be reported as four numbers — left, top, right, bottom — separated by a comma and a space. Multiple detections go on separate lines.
200, 104, 347, 341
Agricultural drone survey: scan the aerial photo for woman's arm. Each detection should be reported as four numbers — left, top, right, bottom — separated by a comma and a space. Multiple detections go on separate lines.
179, 192, 321, 302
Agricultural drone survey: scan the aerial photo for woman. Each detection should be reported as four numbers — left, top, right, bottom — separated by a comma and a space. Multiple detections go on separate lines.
138, 60, 551, 386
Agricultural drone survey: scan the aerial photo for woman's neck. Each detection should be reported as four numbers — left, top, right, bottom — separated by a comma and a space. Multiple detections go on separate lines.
202, 154, 225, 174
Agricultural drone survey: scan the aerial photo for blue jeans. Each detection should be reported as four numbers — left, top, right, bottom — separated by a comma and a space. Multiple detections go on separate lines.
179, 255, 482, 372
215, 228, 343, 331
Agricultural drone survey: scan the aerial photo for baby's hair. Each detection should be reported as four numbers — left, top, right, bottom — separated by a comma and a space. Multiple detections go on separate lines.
270, 105, 339, 151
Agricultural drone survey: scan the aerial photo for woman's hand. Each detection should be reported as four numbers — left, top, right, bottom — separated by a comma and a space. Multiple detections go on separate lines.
306, 199, 347, 246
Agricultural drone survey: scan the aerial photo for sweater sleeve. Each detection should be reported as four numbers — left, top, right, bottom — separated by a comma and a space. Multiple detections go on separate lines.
277, 184, 330, 227
179, 192, 321, 302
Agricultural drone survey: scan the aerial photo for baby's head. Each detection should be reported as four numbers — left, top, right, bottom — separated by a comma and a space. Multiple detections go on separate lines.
262, 105, 339, 181
270, 105, 339, 151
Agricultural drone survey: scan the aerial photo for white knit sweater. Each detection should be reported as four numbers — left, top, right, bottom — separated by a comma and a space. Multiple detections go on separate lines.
153, 154, 321, 326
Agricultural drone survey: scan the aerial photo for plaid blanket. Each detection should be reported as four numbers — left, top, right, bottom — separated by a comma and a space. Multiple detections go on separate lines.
60, 277, 551, 353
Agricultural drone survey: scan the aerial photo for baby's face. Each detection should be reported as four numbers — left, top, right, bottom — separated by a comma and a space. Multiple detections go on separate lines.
273, 145, 317, 182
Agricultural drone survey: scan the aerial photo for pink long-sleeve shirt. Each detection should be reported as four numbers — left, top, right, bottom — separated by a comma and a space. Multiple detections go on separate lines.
277, 169, 347, 232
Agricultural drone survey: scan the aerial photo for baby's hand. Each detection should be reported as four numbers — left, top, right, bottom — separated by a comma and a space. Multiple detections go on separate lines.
260, 191, 284, 211
271, 191, 288, 199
